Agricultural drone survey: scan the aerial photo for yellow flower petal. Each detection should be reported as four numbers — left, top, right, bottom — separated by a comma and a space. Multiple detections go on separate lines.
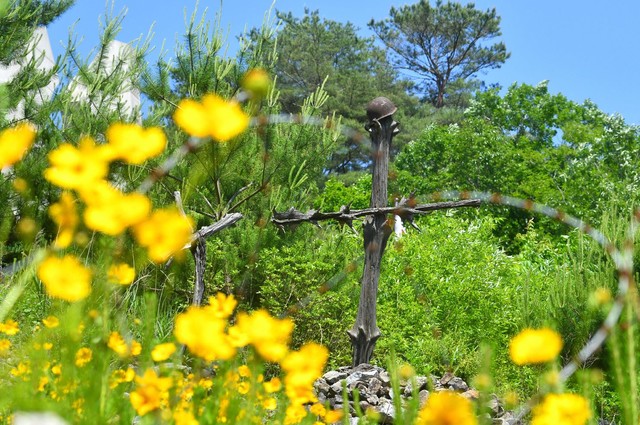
0, 123, 36, 168
37, 255, 91, 302
509, 328, 563, 365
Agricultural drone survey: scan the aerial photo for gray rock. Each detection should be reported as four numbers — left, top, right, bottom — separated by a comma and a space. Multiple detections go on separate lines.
314, 378, 330, 394
377, 399, 396, 424
448, 376, 469, 391
368, 377, 383, 396
365, 393, 379, 406
404, 376, 429, 396
323, 370, 348, 385
418, 389, 430, 407
330, 381, 345, 395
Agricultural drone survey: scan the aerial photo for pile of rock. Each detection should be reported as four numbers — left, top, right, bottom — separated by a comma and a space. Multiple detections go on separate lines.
313, 363, 519, 424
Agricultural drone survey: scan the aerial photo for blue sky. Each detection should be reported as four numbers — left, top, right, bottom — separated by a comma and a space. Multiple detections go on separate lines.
47, 1, 640, 124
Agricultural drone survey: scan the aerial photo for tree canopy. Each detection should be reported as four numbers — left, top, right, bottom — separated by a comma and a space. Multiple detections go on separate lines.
370, 0, 509, 108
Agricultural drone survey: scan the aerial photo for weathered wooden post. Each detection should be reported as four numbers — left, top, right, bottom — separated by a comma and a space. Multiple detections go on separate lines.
347, 97, 399, 366
271, 100, 481, 365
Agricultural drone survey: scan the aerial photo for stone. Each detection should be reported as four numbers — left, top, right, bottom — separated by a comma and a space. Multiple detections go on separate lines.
448, 376, 469, 391
418, 389, 430, 407
461, 389, 480, 400
330, 381, 345, 395
488, 394, 503, 415
323, 370, 348, 385
403, 376, 429, 396
439, 371, 454, 385
377, 399, 396, 424
365, 393, 379, 406
379, 371, 391, 384
314, 379, 330, 394
368, 377, 383, 396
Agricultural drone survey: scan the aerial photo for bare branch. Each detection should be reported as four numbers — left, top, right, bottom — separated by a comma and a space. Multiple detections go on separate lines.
272, 199, 481, 228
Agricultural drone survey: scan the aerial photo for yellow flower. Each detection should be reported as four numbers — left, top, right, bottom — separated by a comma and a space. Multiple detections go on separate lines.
173, 409, 199, 425
174, 94, 249, 141
281, 343, 328, 405
237, 381, 250, 394
44, 137, 111, 189
43, 342, 53, 350
0, 122, 36, 168
79, 180, 151, 235
174, 305, 236, 361
284, 404, 308, 425
75, 347, 93, 367
416, 391, 478, 425
105, 123, 167, 164
130, 340, 142, 356
43, 316, 60, 328
37, 255, 91, 302
108, 331, 141, 357
12, 177, 28, 193
241, 68, 272, 99
263, 377, 282, 393
310, 403, 326, 417
110, 368, 136, 388
532, 393, 591, 425
132, 208, 193, 263
206, 292, 238, 319
0, 339, 11, 354
0, 319, 19, 335
237, 365, 251, 378
262, 397, 277, 410
229, 310, 293, 362
151, 342, 177, 362
48, 192, 78, 248
323, 410, 343, 424
108, 263, 136, 285
129, 368, 173, 416
509, 328, 563, 365
398, 363, 415, 379
51, 363, 62, 375
10, 361, 31, 378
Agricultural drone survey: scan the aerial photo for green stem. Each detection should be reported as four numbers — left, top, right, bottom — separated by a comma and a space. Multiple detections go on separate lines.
0, 248, 45, 323
625, 299, 638, 423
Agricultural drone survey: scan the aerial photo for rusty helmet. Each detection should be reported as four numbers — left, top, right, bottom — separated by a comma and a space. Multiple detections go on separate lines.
366, 96, 397, 121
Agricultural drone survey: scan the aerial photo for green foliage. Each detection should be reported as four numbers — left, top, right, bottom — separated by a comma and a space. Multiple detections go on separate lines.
314, 174, 371, 212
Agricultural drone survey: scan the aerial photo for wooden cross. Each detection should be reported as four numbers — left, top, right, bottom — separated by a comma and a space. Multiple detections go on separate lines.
273, 97, 480, 366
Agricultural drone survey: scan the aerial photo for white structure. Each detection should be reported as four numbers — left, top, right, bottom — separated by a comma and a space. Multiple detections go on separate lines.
0, 27, 141, 123
0, 27, 58, 122
68, 39, 141, 120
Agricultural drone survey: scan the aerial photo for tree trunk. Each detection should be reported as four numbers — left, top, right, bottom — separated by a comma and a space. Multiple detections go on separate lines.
347, 114, 398, 366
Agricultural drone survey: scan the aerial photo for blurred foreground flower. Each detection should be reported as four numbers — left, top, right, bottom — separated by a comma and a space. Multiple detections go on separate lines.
0, 122, 36, 168
241, 68, 271, 99
417, 390, 478, 425
105, 123, 167, 164
129, 369, 173, 416
48, 192, 78, 248
174, 94, 249, 141
132, 208, 193, 263
44, 138, 111, 189
229, 310, 293, 362
509, 328, 563, 365
0, 319, 19, 335
79, 181, 151, 235
151, 342, 176, 362
174, 305, 236, 361
107, 263, 136, 285
531, 393, 591, 425
37, 255, 91, 302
